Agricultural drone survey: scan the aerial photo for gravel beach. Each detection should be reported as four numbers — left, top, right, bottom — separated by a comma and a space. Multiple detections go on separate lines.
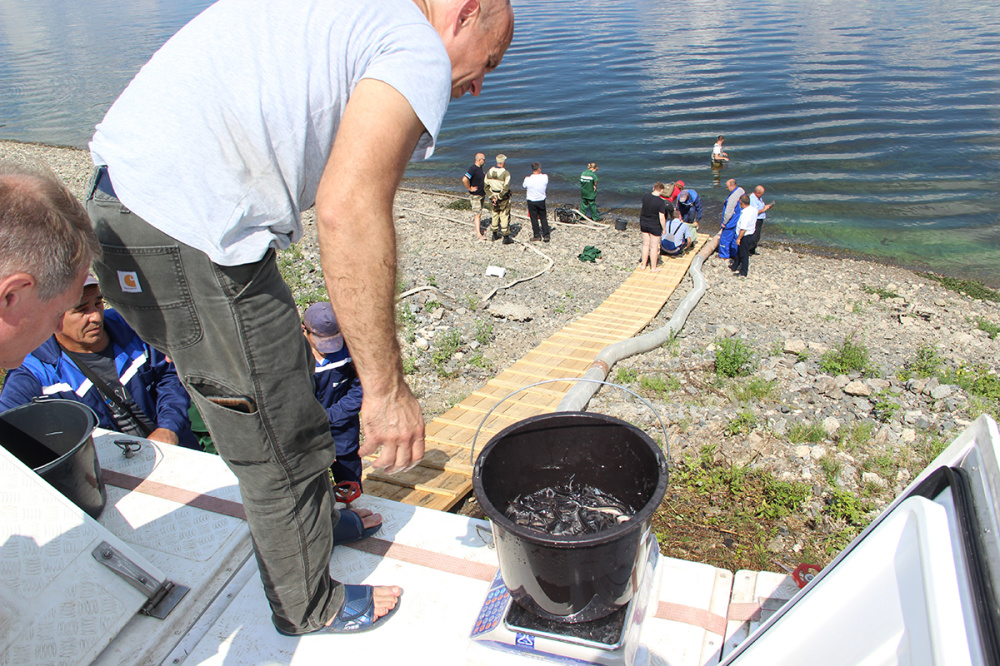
5, 139, 999, 568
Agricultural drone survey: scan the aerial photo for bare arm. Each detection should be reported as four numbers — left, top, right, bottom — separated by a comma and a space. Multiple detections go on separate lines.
462, 175, 472, 191
314, 79, 426, 473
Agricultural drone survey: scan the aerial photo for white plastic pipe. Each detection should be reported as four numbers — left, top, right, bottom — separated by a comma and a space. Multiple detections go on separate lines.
557, 233, 719, 412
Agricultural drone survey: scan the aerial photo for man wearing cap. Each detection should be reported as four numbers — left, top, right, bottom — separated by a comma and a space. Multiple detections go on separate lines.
579, 162, 600, 221
303, 302, 364, 490
0, 276, 196, 448
677, 187, 702, 226
485, 153, 513, 243
462, 152, 487, 240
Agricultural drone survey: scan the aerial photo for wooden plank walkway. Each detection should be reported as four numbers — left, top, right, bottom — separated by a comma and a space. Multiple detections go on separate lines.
363, 235, 709, 510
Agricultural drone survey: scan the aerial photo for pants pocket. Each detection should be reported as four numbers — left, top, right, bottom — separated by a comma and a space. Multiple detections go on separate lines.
93, 243, 203, 351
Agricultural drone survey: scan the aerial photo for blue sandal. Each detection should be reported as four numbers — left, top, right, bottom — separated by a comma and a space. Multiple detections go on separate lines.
324, 584, 401, 633
276, 584, 400, 635
333, 508, 381, 546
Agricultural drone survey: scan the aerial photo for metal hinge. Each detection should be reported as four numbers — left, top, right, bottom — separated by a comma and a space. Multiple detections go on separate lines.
92, 541, 190, 619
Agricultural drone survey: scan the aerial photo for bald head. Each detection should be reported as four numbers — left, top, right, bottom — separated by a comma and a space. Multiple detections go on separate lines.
754, 185, 765, 196
420, 0, 515, 98
726, 179, 737, 191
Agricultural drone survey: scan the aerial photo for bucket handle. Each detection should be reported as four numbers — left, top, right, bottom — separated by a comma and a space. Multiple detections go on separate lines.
469, 377, 670, 467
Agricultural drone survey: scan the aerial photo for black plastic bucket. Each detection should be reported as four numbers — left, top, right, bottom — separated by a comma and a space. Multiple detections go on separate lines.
473, 411, 669, 623
614, 217, 628, 231
0, 399, 106, 518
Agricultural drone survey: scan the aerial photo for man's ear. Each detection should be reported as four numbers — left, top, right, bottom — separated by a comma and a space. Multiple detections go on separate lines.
457, 0, 482, 28
0, 273, 34, 314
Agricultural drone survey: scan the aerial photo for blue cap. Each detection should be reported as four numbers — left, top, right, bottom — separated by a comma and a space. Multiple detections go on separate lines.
303, 302, 344, 353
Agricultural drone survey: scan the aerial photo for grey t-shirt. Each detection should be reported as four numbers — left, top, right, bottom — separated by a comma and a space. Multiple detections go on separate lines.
91, 0, 452, 265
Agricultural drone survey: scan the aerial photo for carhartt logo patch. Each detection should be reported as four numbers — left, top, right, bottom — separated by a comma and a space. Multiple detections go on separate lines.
118, 271, 141, 293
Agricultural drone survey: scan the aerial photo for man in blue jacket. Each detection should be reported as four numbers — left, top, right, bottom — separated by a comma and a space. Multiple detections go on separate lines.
303, 302, 364, 488
677, 188, 703, 226
0, 277, 196, 448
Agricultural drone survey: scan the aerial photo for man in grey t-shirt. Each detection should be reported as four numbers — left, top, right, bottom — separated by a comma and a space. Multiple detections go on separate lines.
86, 0, 514, 637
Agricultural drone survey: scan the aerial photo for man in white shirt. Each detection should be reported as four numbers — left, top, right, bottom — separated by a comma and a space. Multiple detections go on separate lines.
522, 162, 550, 242
734, 194, 759, 277
748, 185, 774, 256
85, 0, 514, 637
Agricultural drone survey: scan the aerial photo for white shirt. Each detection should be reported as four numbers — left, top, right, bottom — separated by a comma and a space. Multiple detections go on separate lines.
91, 0, 451, 266
749, 192, 767, 220
522, 173, 549, 202
736, 205, 758, 236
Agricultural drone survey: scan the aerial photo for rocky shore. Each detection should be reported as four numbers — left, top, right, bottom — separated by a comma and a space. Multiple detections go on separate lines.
5, 139, 999, 568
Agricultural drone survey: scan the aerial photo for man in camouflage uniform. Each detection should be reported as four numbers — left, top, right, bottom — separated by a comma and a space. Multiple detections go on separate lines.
485, 153, 513, 244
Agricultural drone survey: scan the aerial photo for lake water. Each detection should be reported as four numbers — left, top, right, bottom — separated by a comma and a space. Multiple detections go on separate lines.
2, 0, 999, 286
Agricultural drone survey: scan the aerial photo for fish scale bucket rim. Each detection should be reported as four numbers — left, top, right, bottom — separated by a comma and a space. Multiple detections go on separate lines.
472, 411, 669, 547
469, 377, 670, 467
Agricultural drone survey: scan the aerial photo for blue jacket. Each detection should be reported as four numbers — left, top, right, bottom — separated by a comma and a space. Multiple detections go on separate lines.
677, 189, 702, 221
0, 310, 196, 448
313, 347, 362, 456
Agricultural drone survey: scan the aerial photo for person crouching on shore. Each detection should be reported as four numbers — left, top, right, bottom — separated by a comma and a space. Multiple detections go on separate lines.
660, 209, 693, 258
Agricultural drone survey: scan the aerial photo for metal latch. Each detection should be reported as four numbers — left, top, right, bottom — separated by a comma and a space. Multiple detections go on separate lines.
92, 541, 190, 619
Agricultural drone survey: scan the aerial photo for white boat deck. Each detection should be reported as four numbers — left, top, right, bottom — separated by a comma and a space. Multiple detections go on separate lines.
1, 430, 798, 666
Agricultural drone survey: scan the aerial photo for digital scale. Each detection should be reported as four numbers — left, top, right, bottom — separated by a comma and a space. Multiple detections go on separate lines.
468, 535, 660, 666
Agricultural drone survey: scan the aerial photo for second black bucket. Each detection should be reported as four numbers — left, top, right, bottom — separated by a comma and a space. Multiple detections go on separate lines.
0, 399, 106, 518
473, 411, 668, 623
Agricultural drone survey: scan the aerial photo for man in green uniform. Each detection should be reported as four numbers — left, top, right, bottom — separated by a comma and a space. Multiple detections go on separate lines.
579, 162, 600, 221
485, 153, 513, 244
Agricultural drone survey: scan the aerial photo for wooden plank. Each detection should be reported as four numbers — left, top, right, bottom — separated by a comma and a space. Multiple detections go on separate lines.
364, 239, 703, 510
365, 466, 466, 497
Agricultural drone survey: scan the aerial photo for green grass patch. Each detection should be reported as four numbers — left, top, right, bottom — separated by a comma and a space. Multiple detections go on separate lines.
424, 300, 442, 312
672, 446, 810, 521
820, 334, 872, 376
446, 198, 472, 210
715, 338, 758, 378
921, 273, 1000, 303
395, 304, 416, 343
474, 320, 494, 346
787, 421, 826, 443
861, 285, 899, 299
724, 410, 757, 437
862, 451, 897, 479
898, 344, 942, 381
614, 366, 638, 384
819, 453, 841, 485
639, 374, 680, 396
401, 355, 417, 375
940, 364, 1000, 409
431, 329, 462, 375
871, 390, 900, 423
467, 351, 492, 370
824, 487, 872, 527
730, 376, 778, 403
653, 445, 827, 571
276, 246, 326, 308
974, 316, 1000, 340
837, 421, 876, 452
